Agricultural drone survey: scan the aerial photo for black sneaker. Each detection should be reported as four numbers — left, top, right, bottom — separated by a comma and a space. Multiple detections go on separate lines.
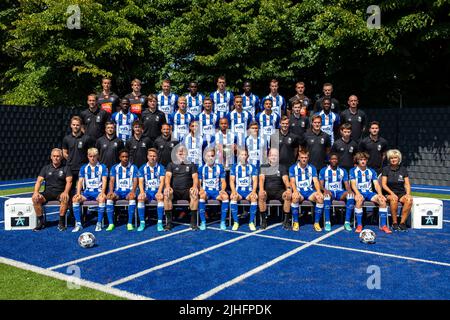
283, 220, 292, 230
392, 223, 400, 231
190, 224, 199, 231
399, 223, 408, 232
57, 224, 66, 232
33, 218, 45, 232
261, 218, 267, 230
164, 223, 173, 231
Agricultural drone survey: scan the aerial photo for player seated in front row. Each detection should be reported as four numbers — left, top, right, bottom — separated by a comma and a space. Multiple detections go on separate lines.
106, 149, 138, 232
164, 145, 199, 231
350, 152, 392, 234
289, 149, 324, 232
319, 153, 355, 232
229, 148, 259, 231
72, 148, 108, 233
258, 148, 292, 230
137, 148, 166, 232
198, 148, 229, 231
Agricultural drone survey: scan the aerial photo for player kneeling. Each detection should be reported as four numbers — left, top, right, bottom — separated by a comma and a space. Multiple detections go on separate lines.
137, 148, 166, 232
198, 148, 229, 230
319, 153, 355, 232
72, 148, 108, 232
258, 148, 292, 230
230, 148, 258, 231
350, 152, 391, 234
289, 150, 324, 232
106, 149, 138, 231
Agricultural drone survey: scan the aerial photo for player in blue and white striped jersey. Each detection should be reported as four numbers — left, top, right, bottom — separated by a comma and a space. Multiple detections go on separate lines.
210, 76, 234, 120
227, 96, 252, 148
111, 98, 138, 142
72, 148, 108, 233
137, 148, 166, 232
315, 97, 340, 145
256, 98, 280, 148
319, 153, 355, 232
157, 79, 179, 122
185, 81, 204, 119
350, 152, 391, 234
289, 149, 324, 232
241, 81, 260, 118
230, 149, 259, 231
245, 122, 267, 167
198, 97, 218, 146
261, 79, 287, 116
214, 117, 238, 171
198, 148, 229, 231
171, 96, 195, 142
184, 120, 207, 167
106, 149, 138, 232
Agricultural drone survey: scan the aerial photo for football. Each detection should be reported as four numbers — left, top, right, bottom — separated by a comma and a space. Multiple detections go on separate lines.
359, 229, 376, 244
78, 232, 96, 248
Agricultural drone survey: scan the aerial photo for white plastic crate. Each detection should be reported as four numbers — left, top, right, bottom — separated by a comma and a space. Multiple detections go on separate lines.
411, 197, 443, 229
4, 198, 37, 230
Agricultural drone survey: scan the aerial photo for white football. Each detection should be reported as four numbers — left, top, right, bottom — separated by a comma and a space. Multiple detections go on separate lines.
359, 229, 376, 244
78, 232, 96, 248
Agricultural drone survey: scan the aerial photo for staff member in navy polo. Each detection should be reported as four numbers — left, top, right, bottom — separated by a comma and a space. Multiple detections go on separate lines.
95, 121, 124, 169
304, 114, 331, 171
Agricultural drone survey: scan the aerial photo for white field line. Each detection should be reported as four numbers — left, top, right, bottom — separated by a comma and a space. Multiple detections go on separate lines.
0, 257, 152, 300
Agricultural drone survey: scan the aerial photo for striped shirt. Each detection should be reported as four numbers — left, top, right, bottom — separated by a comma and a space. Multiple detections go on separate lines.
184, 134, 205, 166
138, 163, 166, 192
111, 111, 138, 142
172, 111, 195, 142
349, 167, 378, 193
245, 135, 265, 167
185, 93, 205, 119
214, 131, 238, 169
198, 164, 225, 192
110, 163, 138, 193
157, 92, 179, 122
319, 165, 348, 192
198, 111, 218, 146
79, 162, 108, 192
241, 93, 260, 118
289, 163, 317, 192
316, 110, 340, 145
210, 90, 234, 120
227, 110, 252, 147
261, 94, 286, 116
231, 163, 258, 193
256, 111, 280, 146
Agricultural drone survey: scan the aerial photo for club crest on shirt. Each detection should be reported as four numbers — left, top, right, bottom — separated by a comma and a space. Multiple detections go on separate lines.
141, 143, 146, 148
349, 146, 354, 153
78, 141, 83, 148
186, 166, 190, 172
398, 175, 404, 182
288, 137, 292, 144
155, 116, 159, 121
358, 116, 362, 122
114, 142, 118, 147
48, 172, 52, 176
96, 116, 101, 122
103, 144, 107, 149
377, 144, 382, 151
59, 170, 64, 177
320, 138, 325, 144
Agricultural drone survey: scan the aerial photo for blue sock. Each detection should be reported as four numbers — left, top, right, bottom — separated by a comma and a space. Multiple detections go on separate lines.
199, 199, 206, 223
73, 203, 81, 223
324, 197, 332, 223
221, 200, 229, 222
106, 200, 114, 225
127, 200, 136, 225
137, 202, 145, 224
97, 203, 106, 224
379, 207, 388, 227
249, 202, 257, 223
291, 203, 299, 223
230, 201, 238, 223
345, 198, 355, 223
157, 202, 164, 223
355, 208, 363, 226
314, 203, 324, 223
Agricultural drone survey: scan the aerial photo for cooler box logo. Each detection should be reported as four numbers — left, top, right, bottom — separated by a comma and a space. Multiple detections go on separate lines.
422, 215, 438, 226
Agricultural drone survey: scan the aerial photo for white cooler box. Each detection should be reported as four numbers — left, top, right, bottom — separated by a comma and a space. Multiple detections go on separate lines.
411, 197, 443, 229
4, 198, 37, 230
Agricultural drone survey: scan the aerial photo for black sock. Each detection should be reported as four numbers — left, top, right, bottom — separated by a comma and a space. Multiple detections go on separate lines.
284, 212, 291, 222
190, 211, 198, 225
166, 210, 173, 223
261, 210, 267, 220
59, 216, 65, 225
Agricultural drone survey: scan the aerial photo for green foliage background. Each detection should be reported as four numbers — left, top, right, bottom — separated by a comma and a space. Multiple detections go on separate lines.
0, 0, 449, 108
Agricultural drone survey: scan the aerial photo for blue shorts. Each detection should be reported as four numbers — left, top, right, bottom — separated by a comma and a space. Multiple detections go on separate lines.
205, 190, 220, 200
82, 190, 100, 201
237, 190, 251, 200
115, 190, 132, 200
145, 191, 158, 202
330, 190, 347, 201
299, 189, 315, 200
360, 191, 377, 201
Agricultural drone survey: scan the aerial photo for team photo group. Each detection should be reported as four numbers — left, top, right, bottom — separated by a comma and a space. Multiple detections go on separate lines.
31, 76, 413, 236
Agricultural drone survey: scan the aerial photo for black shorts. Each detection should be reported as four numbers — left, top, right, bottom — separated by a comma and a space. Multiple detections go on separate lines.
265, 189, 285, 202
40, 190, 61, 202
172, 189, 191, 202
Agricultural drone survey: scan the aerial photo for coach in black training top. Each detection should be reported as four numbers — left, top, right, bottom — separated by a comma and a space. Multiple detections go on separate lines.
142, 94, 167, 141
358, 121, 388, 175
163, 145, 199, 231
80, 93, 110, 140
331, 123, 358, 171
339, 95, 367, 143
154, 123, 179, 167
96, 121, 124, 169
126, 120, 152, 169
279, 116, 305, 168
304, 114, 331, 171
289, 99, 309, 137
